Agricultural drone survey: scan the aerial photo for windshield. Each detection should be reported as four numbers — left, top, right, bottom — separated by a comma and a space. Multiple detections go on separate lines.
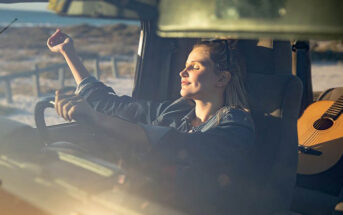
310, 40, 343, 99
0, 3, 139, 126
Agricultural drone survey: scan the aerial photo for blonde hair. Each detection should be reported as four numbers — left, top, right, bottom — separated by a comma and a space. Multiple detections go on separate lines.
193, 40, 250, 112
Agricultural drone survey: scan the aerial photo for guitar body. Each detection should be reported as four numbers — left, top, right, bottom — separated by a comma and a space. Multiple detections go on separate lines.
297, 100, 343, 175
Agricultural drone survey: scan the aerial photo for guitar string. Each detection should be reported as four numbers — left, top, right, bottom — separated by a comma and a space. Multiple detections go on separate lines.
305, 110, 343, 146
299, 129, 316, 146
301, 120, 323, 146
300, 100, 343, 147
306, 109, 343, 146
300, 127, 316, 145
300, 119, 321, 138
302, 129, 320, 146
300, 118, 321, 142
302, 115, 336, 146
303, 117, 326, 146
303, 130, 320, 147
305, 111, 339, 146
303, 128, 322, 147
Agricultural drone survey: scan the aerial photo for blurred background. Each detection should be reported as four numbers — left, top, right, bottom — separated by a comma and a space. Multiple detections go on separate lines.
0, 2, 140, 125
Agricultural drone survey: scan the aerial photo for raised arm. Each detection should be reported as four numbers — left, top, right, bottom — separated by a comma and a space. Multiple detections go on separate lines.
47, 29, 90, 85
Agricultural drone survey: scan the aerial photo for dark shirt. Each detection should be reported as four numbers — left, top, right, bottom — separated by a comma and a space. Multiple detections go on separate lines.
76, 76, 255, 215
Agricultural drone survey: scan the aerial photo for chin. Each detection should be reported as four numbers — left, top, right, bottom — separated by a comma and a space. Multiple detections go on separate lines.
180, 89, 189, 98
180, 90, 195, 99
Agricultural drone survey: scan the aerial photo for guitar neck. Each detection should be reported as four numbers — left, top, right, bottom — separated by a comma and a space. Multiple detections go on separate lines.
322, 95, 343, 120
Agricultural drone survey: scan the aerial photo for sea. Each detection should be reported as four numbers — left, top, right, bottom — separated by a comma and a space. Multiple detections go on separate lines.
0, 9, 139, 27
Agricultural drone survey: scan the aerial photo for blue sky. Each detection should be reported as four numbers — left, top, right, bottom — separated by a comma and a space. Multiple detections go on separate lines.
0, 3, 49, 12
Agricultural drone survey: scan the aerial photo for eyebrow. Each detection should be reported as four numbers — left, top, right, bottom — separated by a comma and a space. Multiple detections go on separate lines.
186, 60, 211, 67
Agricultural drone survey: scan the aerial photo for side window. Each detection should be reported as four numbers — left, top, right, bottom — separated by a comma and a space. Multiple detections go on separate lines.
0, 3, 140, 126
311, 40, 343, 98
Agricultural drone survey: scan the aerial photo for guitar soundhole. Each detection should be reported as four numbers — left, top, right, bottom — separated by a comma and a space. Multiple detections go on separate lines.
313, 118, 334, 130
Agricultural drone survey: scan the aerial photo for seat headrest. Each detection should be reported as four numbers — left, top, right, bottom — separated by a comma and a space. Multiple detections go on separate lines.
238, 40, 292, 75
246, 73, 302, 118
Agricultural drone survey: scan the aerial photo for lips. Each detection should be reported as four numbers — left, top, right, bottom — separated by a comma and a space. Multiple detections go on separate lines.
181, 80, 190, 85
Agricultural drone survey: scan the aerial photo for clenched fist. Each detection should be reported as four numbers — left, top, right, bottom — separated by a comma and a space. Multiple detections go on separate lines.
47, 29, 74, 54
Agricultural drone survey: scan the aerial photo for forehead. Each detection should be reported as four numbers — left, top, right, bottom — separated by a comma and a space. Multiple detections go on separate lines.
186, 46, 212, 65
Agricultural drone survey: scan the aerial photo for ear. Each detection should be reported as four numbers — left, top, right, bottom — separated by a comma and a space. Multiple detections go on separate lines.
216, 71, 231, 87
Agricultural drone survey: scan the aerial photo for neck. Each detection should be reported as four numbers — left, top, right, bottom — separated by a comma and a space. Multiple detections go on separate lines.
193, 96, 224, 126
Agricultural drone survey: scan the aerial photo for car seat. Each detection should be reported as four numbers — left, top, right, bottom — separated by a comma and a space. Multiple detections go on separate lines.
166, 39, 303, 214
240, 40, 303, 214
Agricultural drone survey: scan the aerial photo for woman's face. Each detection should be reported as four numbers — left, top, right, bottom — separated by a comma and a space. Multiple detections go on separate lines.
179, 46, 222, 100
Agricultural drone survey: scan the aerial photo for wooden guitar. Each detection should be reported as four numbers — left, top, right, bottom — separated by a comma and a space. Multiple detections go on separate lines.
297, 96, 343, 175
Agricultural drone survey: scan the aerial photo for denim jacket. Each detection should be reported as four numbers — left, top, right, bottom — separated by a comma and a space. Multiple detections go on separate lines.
76, 76, 255, 215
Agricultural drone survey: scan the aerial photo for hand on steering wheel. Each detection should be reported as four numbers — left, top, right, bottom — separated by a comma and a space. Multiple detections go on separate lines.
54, 90, 97, 124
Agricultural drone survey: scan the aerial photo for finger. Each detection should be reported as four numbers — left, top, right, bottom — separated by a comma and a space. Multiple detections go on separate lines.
62, 100, 76, 121
67, 105, 87, 122
48, 29, 62, 43
57, 94, 81, 119
62, 98, 83, 121
67, 106, 79, 122
56, 97, 74, 117
47, 29, 61, 48
63, 37, 70, 45
68, 105, 93, 123
55, 90, 66, 110
55, 90, 59, 105
48, 30, 69, 47
67, 98, 95, 123
47, 29, 60, 43
55, 98, 66, 117
54, 90, 61, 114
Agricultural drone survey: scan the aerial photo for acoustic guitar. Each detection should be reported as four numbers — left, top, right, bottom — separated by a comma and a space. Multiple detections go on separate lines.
297, 96, 343, 175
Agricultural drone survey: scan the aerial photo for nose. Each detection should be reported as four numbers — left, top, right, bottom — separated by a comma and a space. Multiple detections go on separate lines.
179, 68, 188, 78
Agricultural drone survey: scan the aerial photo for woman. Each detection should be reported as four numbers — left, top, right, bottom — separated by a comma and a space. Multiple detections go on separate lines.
47, 29, 255, 215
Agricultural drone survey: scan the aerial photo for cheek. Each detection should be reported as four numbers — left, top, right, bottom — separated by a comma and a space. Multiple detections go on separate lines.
192, 71, 207, 84
195, 72, 217, 89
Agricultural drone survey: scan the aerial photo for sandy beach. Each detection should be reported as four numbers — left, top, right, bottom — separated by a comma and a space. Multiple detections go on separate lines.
0, 24, 140, 76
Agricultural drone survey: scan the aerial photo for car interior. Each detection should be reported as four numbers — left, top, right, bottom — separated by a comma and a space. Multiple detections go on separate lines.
132, 26, 304, 214
0, 0, 343, 215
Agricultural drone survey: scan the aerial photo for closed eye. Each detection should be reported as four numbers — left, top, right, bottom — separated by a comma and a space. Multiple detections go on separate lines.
185, 64, 200, 71
193, 65, 200, 70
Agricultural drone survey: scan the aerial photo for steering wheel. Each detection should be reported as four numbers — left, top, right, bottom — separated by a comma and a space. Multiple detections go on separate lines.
34, 96, 84, 147
34, 86, 77, 134
34, 96, 56, 145
34, 96, 55, 130
33, 96, 124, 160
33, 96, 161, 198
33, 96, 127, 180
